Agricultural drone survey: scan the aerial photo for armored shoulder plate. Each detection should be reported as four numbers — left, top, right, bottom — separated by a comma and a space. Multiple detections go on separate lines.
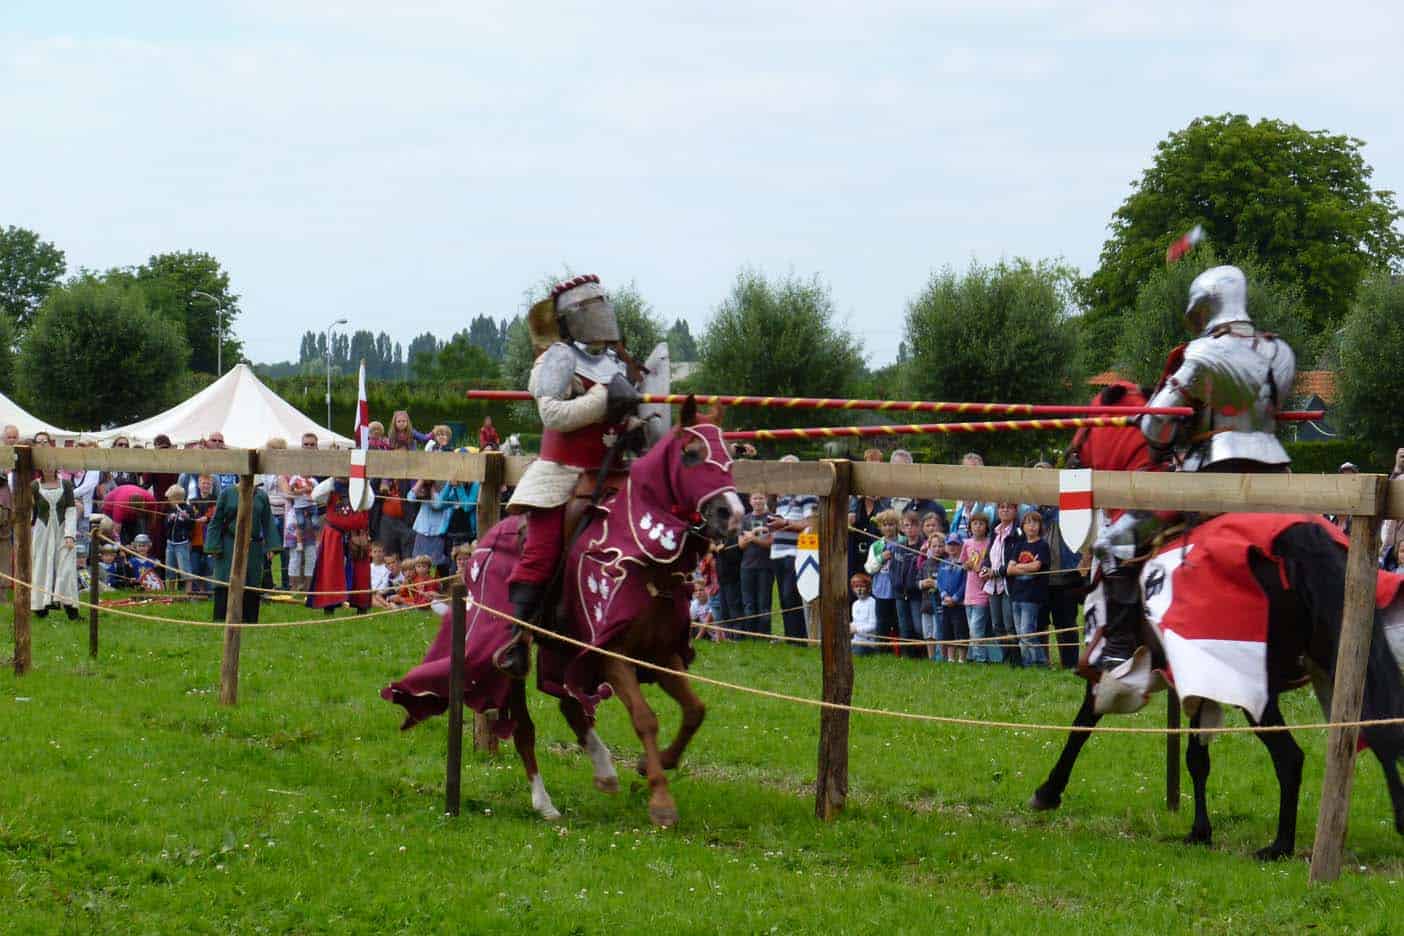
530, 342, 578, 400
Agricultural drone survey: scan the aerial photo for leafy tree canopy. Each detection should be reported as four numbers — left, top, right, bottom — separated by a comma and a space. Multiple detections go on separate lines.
0, 313, 15, 396
695, 270, 865, 429
1082, 114, 1403, 368
666, 317, 699, 361
0, 225, 66, 330
1336, 272, 1404, 462
102, 251, 243, 375
18, 280, 189, 428
903, 258, 1079, 459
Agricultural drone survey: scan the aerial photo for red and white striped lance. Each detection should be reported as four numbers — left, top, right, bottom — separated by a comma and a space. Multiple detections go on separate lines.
720, 416, 1137, 442
465, 389, 1322, 421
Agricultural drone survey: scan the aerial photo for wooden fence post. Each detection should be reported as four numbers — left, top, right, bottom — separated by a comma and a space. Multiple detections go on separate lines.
88, 516, 101, 659
218, 458, 258, 706
472, 452, 505, 754
1166, 690, 1181, 812
1310, 483, 1385, 883
12, 446, 33, 675
446, 582, 467, 816
815, 459, 853, 820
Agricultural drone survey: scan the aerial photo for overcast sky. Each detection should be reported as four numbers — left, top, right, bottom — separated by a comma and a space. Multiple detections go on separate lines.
4, 1, 1400, 368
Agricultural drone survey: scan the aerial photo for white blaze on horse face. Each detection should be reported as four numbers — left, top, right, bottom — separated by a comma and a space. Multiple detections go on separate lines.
530, 773, 561, 821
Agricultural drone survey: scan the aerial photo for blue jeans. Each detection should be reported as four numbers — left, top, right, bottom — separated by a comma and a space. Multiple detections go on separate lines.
740, 566, 773, 636
988, 590, 1017, 665
1013, 600, 1049, 666
894, 593, 924, 658
165, 541, 192, 584
966, 603, 999, 663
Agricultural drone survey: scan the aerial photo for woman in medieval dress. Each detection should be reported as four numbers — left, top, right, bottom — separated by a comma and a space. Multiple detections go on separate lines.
31, 466, 79, 619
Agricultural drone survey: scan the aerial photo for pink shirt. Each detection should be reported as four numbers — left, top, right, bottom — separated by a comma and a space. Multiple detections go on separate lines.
959, 539, 990, 606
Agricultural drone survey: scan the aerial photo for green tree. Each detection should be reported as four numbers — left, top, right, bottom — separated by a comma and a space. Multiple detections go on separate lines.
1109, 248, 1313, 388
903, 259, 1079, 459
413, 330, 502, 384
666, 317, 699, 361
695, 270, 865, 428
1336, 273, 1404, 461
0, 225, 67, 330
1082, 115, 1403, 368
0, 313, 15, 396
18, 280, 189, 427
123, 251, 243, 374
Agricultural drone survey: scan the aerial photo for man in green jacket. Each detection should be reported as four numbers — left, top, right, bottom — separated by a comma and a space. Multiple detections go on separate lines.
205, 482, 279, 624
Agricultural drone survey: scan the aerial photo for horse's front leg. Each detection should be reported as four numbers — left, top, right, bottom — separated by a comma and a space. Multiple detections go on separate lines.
601, 657, 677, 828
559, 696, 620, 793
1029, 683, 1100, 811
508, 681, 560, 821
1184, 708, 1213, 846
647, 655, 705, 772
1246, 696, 1303, 860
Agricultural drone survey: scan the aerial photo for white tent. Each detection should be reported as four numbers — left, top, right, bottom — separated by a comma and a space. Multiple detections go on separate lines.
0, 389, 78, 441
90, 364, 355, 448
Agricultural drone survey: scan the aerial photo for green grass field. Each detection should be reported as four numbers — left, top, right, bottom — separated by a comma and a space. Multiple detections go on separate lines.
2, 596, 1402, 934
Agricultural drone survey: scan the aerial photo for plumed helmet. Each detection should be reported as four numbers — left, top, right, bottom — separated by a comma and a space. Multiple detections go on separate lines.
1185, 265, 1249, 333
525, 274, 622, 354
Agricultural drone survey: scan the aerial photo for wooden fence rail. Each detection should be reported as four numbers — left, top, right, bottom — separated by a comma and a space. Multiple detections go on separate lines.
1, 444, 1395, 882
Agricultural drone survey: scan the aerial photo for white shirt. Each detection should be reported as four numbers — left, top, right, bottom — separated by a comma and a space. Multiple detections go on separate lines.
850, 595, 877, 638
370, 561, 391, 591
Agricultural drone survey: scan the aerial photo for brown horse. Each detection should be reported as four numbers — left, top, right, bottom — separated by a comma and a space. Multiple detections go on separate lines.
383, 400, 744, 827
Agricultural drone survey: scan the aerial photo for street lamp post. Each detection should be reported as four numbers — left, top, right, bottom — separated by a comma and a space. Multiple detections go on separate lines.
190, 290, 225, 375
326, 318, 349, 431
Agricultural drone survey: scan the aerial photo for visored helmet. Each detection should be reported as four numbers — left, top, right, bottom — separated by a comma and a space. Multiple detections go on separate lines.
552, 274, 620, 346
1185, 265, 1249, 333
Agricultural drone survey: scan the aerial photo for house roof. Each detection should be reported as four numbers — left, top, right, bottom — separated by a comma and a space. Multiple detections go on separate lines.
1292, 370, 1337, 405
1087, 370, 1131, 387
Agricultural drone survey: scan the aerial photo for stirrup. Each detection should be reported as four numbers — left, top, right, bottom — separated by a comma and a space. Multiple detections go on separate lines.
492, 629, 532, 680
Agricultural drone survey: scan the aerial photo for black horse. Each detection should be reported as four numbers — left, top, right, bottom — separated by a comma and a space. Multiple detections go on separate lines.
1028, 384, 1404, 859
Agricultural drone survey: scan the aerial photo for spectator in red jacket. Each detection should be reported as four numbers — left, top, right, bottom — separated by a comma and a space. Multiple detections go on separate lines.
478, 416, 501, 451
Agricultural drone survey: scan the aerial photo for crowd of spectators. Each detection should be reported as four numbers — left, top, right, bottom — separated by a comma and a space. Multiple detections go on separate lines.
0, 414, 508, 616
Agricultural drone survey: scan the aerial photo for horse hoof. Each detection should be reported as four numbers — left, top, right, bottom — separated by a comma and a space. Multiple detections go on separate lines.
1184, 828, 1212, 847
1027, 789, 1060, 812
594, 775, 620, 794
648, 804, 679, 828
539, 805, 562, 822
1254, 844, 1291, 861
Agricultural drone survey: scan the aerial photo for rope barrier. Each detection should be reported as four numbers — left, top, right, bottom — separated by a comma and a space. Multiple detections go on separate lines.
0, 568, 437, 629
95, 534, 463, 597
476, 597, 1404, 737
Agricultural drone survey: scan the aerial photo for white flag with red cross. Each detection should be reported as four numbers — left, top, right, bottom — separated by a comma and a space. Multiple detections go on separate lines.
1058, 469, 1093, 552
353, 358, 370, 449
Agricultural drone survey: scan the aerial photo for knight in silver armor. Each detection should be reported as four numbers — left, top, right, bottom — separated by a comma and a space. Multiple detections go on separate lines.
493, 274, 642, 678
1096, 265, 1296, 562
1141, 265, 1296, 472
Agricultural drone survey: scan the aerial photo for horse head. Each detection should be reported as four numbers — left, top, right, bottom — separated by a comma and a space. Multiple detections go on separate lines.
626, 396, 743, 542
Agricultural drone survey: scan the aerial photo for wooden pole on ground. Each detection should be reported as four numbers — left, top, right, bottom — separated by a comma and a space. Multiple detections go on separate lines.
446, 582, 467, 816
1310, 482, 1386, 883
12, 446, 34, 675
815, 459, 853, 820
1166, 690, 1181, 812
88, 516, 101, 659
218, 457, 258, 706
472, 452, 505, 754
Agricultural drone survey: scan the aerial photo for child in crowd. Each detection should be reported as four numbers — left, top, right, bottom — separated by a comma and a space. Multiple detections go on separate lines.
164, 483, 198, 594
917, 531, 946, 661
863, 509, 902, 650
890, 510, 925, 658
188, 475, 218, 595
850, 572, 878, 655
689, 581, 715, 640
427, 424, 453, 451
285, 475, 318, 592
961, 514, 995, 663
97, 542, 123, 589
409, 555, 440, 607
938, 533, 969, 662
129, 534, 164, 592
373, 553, 409, 610
369, 541, 391, 594
980, 502, 1020, 665
919, 511, 945, 546
1006, 508, 1051, 667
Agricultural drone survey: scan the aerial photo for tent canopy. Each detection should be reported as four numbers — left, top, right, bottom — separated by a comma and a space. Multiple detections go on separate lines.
0, 390, 78, 441
90, 364, 354, 448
